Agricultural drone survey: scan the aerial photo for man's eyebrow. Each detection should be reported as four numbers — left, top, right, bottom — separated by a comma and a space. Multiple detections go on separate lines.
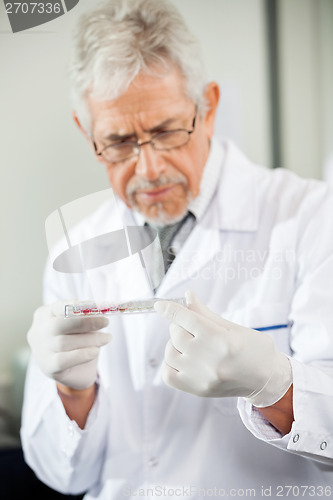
144, 117, 176, 133
102, 117, 177, 143
102, 132, 137, 143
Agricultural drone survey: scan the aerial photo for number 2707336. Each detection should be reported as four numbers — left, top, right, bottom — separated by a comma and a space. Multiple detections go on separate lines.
5, 3, 62, 14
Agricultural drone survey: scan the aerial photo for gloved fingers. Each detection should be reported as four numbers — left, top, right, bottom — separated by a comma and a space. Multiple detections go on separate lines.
185, 290, 234, 329
50, 316, 109, 336
51, 332, 112, 352
163, 341, 218, 396
185, 291, 216, 318
164, 339, 184, 370
155, 300, 207, 337
33, 301, 73, 321
50, 347, 100, 373
162, 360, 198, 395
164, 339, 196, 377
162, 360, 180, 389
32, 303, 109, 335
155, 299, 227, 341
169, 323, 194, 353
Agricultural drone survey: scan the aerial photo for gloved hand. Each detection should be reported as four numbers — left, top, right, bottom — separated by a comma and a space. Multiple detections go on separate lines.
154, 291, 292, 407
27, 301, 111, 390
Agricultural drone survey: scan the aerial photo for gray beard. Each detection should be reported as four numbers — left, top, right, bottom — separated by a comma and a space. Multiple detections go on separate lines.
138, 202, 190, 227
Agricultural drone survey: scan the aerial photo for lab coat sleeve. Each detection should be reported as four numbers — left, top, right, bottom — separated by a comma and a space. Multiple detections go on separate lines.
20, 260, 111, 494
238, 183, 333, 466
21, 358, 110, 494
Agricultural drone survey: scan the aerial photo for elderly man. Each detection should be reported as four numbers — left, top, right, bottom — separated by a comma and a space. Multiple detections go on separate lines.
22, 0, 333, 498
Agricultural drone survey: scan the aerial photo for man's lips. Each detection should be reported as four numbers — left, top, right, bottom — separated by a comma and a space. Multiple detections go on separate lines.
134, 184, 176, 202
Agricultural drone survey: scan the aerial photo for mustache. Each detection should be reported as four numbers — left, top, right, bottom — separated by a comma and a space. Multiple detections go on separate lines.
126, 174, 188, 196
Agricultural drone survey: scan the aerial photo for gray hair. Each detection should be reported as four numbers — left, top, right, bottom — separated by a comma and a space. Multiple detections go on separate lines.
69, 0, 207, 134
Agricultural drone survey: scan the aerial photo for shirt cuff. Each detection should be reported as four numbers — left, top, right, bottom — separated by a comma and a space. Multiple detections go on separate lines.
237, 397, 286, 441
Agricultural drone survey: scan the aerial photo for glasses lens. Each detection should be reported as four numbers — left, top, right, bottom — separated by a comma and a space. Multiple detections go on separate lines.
153, 130, 190, 150
100, 129, 192, 162
102, 142, 137, 162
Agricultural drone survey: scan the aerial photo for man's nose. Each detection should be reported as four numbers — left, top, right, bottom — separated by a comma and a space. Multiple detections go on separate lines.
134, 143, 164, 180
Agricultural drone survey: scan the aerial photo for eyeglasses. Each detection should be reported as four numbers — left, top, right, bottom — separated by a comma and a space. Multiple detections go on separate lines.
93, 106, 197, 164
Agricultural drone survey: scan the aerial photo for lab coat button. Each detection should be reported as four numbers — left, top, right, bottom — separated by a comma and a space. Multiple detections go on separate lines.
148, 457, 159, 467
292, 434, 299, 443
68, 424, 74, 436
149, 358, 158, 368
320, 441, 327, 450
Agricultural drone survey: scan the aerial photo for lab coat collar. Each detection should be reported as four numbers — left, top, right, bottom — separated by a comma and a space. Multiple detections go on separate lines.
215, 139, 259, 232
187, 137, 224, 221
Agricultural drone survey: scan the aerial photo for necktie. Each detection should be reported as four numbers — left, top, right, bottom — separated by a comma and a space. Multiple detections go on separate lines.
147, 212, 196, 292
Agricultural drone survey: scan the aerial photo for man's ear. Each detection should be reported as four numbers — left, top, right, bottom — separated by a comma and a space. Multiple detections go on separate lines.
202, 82, 220, 138
72, 112, 104, 164
73, 112, 90, 140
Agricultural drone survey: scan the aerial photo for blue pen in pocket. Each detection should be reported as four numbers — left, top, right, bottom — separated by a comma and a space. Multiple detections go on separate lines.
254, 321, 293, 332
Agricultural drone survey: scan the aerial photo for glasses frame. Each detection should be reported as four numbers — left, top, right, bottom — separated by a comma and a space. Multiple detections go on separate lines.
93, 106, 198, 164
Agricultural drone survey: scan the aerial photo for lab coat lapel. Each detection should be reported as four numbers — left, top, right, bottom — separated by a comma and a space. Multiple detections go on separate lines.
158, 140, 260, 296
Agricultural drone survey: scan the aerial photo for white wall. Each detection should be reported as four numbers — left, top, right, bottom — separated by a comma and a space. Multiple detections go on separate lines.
320, 0, 333, 184
171, 0, 271, 167
0, 0, 271, 385
278, 0, 333, 179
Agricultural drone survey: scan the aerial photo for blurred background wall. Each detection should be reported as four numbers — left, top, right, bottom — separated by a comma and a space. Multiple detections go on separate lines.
0, 0, 332, 445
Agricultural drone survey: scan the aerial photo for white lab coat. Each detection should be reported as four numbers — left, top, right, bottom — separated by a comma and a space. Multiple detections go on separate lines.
21, 139, 333, 499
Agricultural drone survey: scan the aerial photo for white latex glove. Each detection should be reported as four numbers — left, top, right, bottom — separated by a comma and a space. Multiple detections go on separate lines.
154, 291, 292, 407
27, 301, 111, 390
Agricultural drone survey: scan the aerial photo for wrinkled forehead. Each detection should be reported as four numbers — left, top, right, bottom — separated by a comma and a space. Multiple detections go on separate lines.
87, 67, 194, 137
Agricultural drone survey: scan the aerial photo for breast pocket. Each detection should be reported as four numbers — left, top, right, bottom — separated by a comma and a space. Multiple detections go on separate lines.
227, 302, 293, 354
